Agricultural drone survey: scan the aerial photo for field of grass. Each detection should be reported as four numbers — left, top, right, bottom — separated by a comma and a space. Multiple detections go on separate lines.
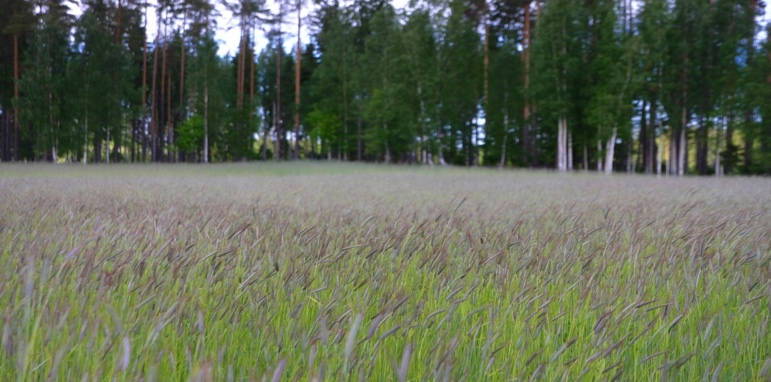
0, 163, 769, 381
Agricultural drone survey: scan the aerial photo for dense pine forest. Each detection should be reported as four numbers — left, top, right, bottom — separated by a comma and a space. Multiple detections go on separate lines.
0, 0, 769, 174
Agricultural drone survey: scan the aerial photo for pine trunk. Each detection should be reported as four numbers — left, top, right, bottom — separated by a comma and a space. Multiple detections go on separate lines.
499, 109, 508, 167
250, 29, 255, 158
679, 0, 689, 177
648, 101, 657, 174
159, 21, 168, 162
84, 105, 88, 165
678, 125, 686, 176
522, 2, 531, 167
151, 30, 159, 162
3, 113, 8, 161
177, 16, 186, 163
384, 127, 391, 164
166, 53, 172, 163
294, 4, 302, 160
236, 22, 246, 160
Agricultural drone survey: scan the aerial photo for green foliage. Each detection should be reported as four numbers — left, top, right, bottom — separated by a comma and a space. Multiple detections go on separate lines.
306, 109, 343, 148
439, 0, 483, 165
187, 32, 230, 162
16, 0, 73, 161
310, 7, 358, 159
483, 30, 524, 166
177, 115, 205, 153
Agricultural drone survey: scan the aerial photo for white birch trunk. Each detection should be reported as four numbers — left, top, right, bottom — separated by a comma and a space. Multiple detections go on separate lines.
604, 128, 616, 175
656, 138, 662, 176
597, 140, 603, 172
557, 117, 567, 171
556, 119, 562, 171
499, 138, 506, 168
715, 121, 721, 177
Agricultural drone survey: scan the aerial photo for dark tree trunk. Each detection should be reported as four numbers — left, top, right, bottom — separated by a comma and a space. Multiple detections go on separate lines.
166, 55, 172, 163
640, 99, 648, 173
13, 32, 20, 162
696, 115, 708, 175
177, 16, 186, 164
522, 1, 531, 167
94, 135, 102, 163
159, 18, 168, 163
150, 25, 160, 162
2, 112, 8, 161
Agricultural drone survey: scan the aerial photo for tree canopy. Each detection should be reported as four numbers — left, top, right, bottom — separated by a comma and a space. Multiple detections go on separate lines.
1, 0, 769, 174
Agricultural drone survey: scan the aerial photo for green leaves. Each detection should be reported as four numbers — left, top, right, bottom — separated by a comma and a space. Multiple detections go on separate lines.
306, 109, 343, 148
177, 115, 205, 154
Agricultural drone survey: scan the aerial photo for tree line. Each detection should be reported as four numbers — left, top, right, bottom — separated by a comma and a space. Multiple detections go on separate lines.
1, 0, 770, 174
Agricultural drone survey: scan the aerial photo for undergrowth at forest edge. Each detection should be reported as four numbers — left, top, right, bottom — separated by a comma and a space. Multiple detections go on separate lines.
0, 164, 769, 381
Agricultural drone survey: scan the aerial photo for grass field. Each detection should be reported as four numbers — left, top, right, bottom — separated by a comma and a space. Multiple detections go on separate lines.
0, 163, 769, 381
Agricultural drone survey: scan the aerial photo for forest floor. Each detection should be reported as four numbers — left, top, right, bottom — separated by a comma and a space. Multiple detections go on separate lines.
0, 163, 770, 381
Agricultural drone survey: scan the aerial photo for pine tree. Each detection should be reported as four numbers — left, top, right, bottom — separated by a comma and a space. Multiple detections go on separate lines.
637, 0, 668, 174
1, 0, 34, 161
308, 5, 356, 159
440, 0, 482, 166
18, 0, 73, 161
530, 0, 581, 171
404, 9, 440, 165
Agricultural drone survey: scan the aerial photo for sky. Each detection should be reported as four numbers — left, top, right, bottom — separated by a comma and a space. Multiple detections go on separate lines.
69, 0, 770, 57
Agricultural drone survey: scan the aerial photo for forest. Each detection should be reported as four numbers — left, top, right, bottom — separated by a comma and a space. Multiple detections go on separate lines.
1, 0, 770, 174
